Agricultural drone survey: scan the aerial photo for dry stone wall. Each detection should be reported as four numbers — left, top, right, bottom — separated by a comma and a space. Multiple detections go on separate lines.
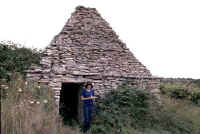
26, 6, 160, 108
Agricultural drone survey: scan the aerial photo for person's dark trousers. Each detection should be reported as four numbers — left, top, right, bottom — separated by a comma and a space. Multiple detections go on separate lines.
83, 104, 93, 133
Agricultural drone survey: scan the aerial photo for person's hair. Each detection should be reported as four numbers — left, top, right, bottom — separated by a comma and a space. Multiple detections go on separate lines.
85, 82, 93, 89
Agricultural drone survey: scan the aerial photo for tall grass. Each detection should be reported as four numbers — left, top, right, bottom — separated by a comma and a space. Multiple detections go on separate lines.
1, 73, 80, 134
1, 73, 199, 134
160, 95, 200, 133
160, 83, 200, 105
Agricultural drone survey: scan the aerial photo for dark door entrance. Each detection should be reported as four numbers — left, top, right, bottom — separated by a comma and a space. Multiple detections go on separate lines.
59, 82, 84, 124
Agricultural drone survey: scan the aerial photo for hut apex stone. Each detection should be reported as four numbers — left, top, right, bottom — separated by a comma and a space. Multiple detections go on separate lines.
26, 6, 160, 116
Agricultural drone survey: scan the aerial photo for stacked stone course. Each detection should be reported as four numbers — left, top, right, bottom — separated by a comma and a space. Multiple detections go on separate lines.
26, 6, 160, 107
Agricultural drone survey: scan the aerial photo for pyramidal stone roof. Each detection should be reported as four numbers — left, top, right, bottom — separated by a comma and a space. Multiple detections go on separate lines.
29, 6, 153, 80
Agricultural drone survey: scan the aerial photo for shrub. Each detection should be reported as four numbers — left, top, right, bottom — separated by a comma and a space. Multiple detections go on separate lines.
169, 88, 189, 99
188, 89, 200, 105
0, 41, 42, 80
86, 84, 196, 134
160, 83, 200, 105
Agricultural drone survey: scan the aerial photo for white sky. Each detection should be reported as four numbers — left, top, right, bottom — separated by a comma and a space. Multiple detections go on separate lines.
0, 0, 200, 79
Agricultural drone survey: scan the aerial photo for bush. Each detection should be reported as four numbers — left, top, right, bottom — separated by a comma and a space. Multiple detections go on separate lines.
170, 88, 189, 99
160, 83, 200, 105
86, 84, 196, 134
1, 73, 79, 134
188, 89, 200, 105
0, 41, 42, 80
1, 74, 199, 134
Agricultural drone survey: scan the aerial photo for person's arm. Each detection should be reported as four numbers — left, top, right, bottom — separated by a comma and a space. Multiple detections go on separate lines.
91, 90, 97, 100
81, 90, 94, 101
81, 96, 94, 101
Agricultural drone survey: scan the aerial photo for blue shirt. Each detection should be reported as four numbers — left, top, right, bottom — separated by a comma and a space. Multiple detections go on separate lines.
81, 89, 95, 106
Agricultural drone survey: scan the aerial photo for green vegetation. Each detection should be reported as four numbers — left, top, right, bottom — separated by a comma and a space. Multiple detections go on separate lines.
0, 41, 42, 80
160, 83, 200, 105
1, 73, 79, 134
1, 42, 199, 134
2, 76, 199, 134
85, 84, 200, 134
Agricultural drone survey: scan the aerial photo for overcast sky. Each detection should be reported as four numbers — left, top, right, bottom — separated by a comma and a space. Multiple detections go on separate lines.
0, 0, 200, 79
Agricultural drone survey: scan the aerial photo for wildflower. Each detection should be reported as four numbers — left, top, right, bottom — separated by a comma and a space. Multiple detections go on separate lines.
25, 81, 28, 85
36, 101, 40, 104
1, 85, 8, 89
29, 100, 34, 104
43, 99, 48, 104
18, 88, 22, 92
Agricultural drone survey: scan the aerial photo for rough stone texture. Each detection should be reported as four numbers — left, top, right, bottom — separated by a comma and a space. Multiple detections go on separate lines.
26, 6, 160, 108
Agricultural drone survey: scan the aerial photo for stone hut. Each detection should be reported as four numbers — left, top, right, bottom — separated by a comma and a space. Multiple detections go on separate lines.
26, 6, 160, 121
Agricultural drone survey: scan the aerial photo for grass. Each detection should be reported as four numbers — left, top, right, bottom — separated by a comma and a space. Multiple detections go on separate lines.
85, 84, 200, 134
1, 74, 200, 134
160, 83, 200, 105
1, 42, 199, 134
160, 95, 200, 133
1, 73, 80, 134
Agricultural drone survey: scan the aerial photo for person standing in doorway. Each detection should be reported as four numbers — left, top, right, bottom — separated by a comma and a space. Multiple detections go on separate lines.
81, 82, 97, 133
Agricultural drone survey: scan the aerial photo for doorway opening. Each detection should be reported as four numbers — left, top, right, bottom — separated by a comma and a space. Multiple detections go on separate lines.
59, 82, 84, 125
